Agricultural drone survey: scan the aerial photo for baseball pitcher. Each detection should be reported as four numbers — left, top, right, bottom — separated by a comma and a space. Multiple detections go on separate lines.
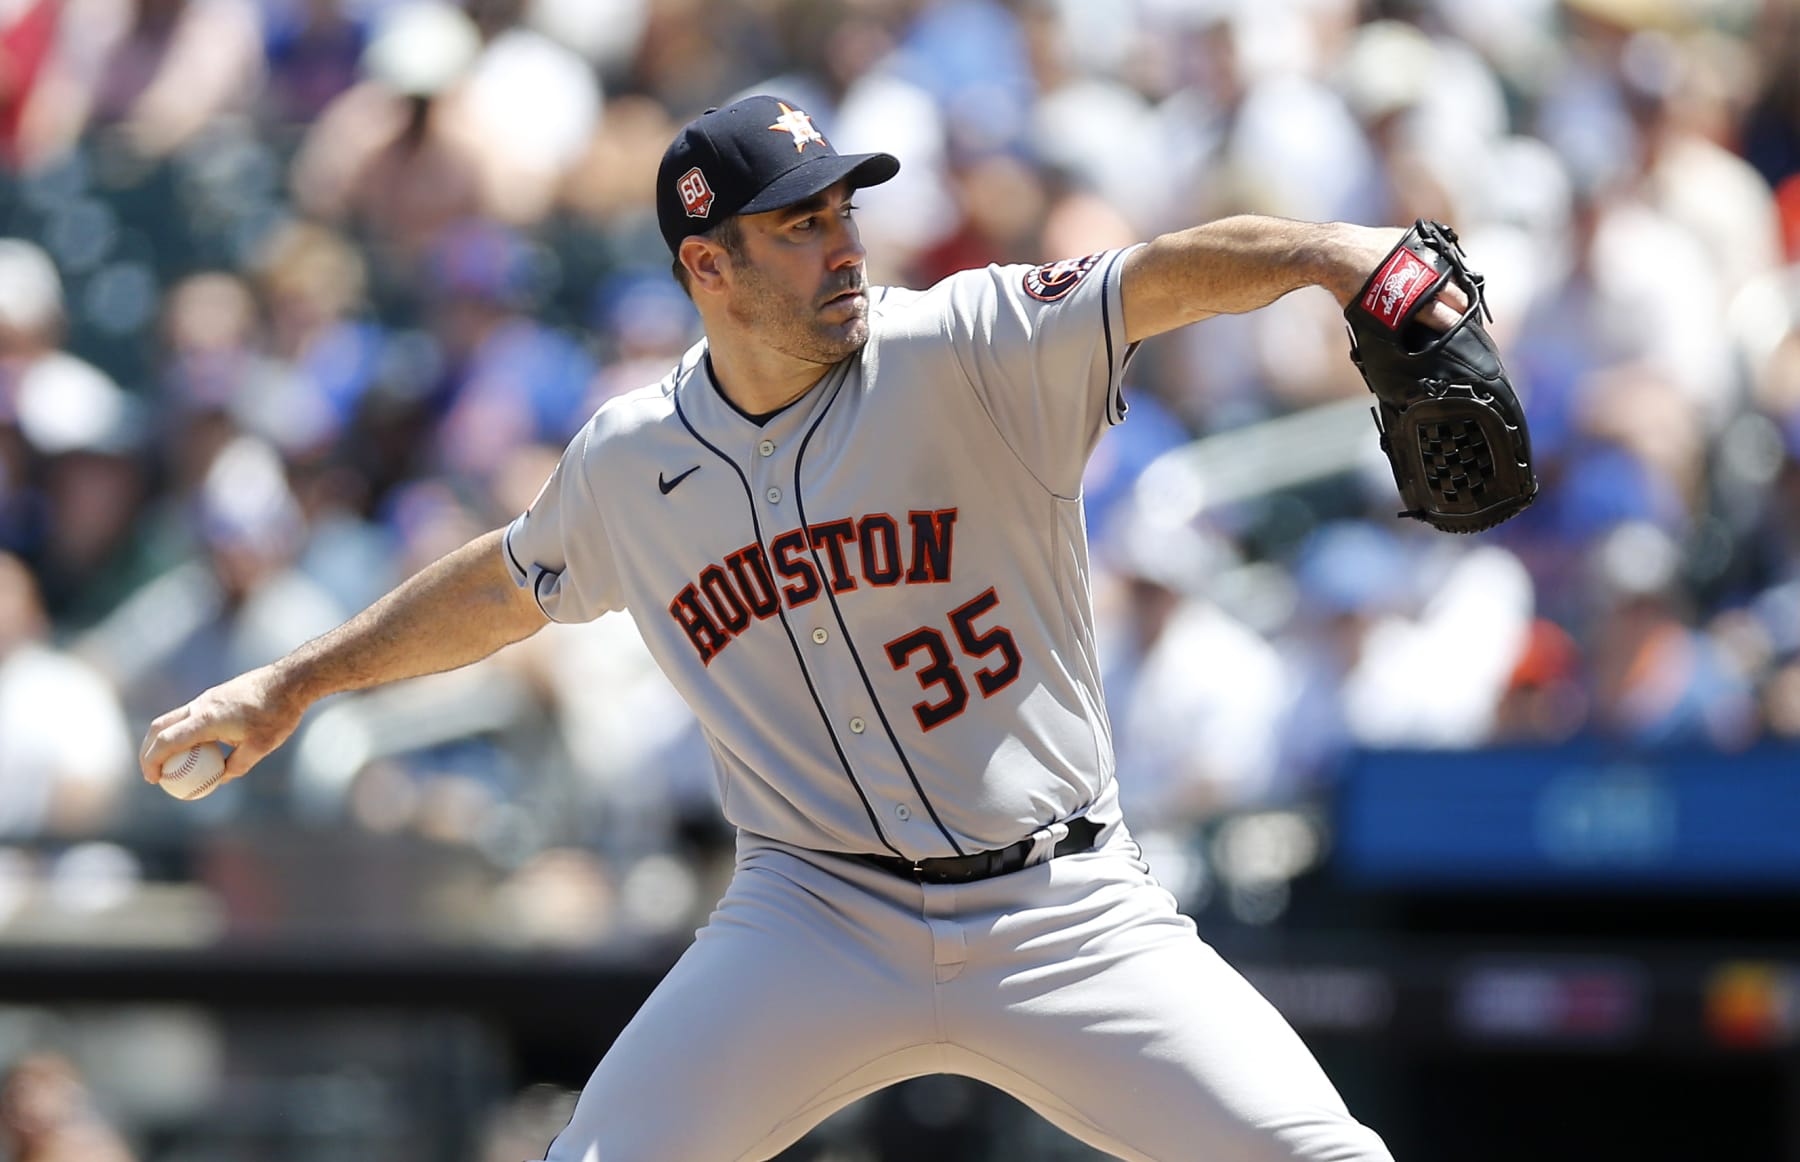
141, 96, 1533, 1161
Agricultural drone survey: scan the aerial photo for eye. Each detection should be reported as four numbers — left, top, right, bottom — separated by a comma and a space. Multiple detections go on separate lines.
841, 202, 858, 218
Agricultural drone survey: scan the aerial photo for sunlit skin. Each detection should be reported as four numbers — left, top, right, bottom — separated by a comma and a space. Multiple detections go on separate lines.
678, 180, 870, 417
1120, 219, 1470, 343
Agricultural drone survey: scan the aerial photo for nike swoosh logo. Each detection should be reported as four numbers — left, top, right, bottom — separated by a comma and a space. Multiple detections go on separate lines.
659, 466, 700, 494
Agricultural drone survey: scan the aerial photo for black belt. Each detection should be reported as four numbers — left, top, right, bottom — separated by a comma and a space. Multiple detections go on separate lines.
852, 817, 1103, 885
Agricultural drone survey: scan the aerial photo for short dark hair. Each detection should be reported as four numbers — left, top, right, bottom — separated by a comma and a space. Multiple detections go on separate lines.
671, 217, 747, 297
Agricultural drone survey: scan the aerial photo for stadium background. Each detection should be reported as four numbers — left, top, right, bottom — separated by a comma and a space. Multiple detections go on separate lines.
2, 0, 1800, 1157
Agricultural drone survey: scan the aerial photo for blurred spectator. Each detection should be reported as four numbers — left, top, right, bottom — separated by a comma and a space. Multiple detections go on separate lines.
420, 220, 595, 488
528, 0, 647, 75
894, 0, 1035, 160
245, 218, 387, 457
1631, 29, 1778, 299
1744, 0, 1800, 175
1167, 2, 1380, 227
78, 434, 345, 736
0, 1051, 135, 1162
460, 0, 602, 225
151, 269, 276, 544
26, 375, 153, 626
628, 0, 769, 114
0, 553, 133, 839
911, 152, 1052, 283
1492, 617, 1590, 743
1338, 539, 1536, 748
1021, 0, 1161, 237
0, 239, 155, 622
0, 0, 59, 168
260, 0, 369, 125
15, 0, 264, 169
1334, 18, 1508, 225
1276, 522, 1408, 786
1585, 521, 1759, 749
1273, 522, 1536, 768
244, 219, 400, 615
584, 267, 698, 405
558, 92, 678, 253
290, 0, 491, 297
1095, 512, 1290, 825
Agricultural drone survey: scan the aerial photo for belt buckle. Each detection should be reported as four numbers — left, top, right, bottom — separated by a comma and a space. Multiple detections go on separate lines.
1025, 821, 1070, 868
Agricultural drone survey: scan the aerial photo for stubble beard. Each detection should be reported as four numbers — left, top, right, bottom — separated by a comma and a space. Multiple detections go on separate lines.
727, 258, 869, 366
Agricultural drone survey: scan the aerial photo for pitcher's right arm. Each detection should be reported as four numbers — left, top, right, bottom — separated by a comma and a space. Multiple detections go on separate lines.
139, 528, 549, 787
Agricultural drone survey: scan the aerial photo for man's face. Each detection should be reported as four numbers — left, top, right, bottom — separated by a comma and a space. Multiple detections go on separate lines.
724, 182, 869, 365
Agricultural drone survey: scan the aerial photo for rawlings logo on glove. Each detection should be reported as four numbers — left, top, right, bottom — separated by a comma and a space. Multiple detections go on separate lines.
1344, 220, 1539, 534
1363, 248, 1436, 327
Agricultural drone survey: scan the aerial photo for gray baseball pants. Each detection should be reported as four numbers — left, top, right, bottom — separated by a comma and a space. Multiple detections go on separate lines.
537, 819, 1394, 1162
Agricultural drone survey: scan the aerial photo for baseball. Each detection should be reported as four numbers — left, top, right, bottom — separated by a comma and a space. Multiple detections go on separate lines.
159, 742, 228, 800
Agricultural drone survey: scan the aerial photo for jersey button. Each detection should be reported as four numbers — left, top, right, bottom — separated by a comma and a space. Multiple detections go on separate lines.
811, 627, 828, 644
895, 804, 911, 821
758, 439, 776, 457
849, 717, 866, 734
766, 487, 782, 504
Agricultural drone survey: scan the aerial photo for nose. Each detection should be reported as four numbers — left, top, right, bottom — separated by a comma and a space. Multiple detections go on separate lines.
825, 214, 865, 271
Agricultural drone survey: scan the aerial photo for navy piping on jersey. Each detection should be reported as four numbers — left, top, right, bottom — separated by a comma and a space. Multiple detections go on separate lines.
677, 357, 906, 860
502, 530, 557, 619
1099, 247, 1140, 427
790, 353, 967, 858
503, 530, 527, 578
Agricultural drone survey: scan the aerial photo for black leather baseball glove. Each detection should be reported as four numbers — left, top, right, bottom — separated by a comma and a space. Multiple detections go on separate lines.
1344, 219, 1537, 534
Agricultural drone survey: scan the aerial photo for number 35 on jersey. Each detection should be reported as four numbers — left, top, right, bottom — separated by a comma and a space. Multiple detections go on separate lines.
666, 505, 1021, 731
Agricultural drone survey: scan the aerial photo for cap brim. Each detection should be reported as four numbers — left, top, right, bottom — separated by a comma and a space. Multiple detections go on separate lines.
737, 151, 900, 216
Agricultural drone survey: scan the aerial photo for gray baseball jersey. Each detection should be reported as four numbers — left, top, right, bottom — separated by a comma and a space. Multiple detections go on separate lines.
510, 249, 1393, 1162
506, 247, 1137, 859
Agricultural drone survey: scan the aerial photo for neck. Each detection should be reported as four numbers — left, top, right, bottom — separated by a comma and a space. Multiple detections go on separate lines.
702, 325, 838, 416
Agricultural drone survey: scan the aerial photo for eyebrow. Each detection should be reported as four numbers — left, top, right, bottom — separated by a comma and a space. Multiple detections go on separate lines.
774, 190, 850, 224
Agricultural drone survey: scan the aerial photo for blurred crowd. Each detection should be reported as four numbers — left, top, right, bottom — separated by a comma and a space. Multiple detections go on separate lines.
0, 0, 1795, 958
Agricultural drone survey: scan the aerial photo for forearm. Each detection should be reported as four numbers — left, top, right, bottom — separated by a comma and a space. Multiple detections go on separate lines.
1120, 216, 1386, 344
277, 527, 546, 706
142, 528, 550, 784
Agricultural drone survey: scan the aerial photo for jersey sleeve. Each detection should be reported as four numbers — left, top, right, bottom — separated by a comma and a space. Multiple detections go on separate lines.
938, 245, 1142, 496
501, 421, 624, 622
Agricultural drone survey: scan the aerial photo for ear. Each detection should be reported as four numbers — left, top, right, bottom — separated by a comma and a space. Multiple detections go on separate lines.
680, 235, 731, 295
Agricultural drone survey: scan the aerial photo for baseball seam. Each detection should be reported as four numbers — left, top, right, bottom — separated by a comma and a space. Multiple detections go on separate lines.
167, 749, 223, 797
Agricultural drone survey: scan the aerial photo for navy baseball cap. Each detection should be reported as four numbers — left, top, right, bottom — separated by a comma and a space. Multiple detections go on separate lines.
656, 95, 900, 255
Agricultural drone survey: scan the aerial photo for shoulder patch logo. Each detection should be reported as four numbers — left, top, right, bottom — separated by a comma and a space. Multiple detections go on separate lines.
678, 166, 715, 219
1023, 253, 1104, 302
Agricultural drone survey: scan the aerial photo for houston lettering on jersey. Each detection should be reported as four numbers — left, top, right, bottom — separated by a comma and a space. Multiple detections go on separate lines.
670, 509, 957, 664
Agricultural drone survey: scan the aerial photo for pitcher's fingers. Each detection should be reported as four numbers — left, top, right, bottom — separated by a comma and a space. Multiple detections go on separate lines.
1418, 279, 1469, 331
141, 715, 220, 782
139, 705, 191, 766
141, 725, 181, 782
1419, 298, 1462, 331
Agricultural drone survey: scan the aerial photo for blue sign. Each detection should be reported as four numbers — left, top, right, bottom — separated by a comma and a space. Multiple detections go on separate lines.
1333, 744, 1800, 888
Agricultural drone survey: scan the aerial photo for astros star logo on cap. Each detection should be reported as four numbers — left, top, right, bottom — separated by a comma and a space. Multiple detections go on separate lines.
768, 102, 826, 153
